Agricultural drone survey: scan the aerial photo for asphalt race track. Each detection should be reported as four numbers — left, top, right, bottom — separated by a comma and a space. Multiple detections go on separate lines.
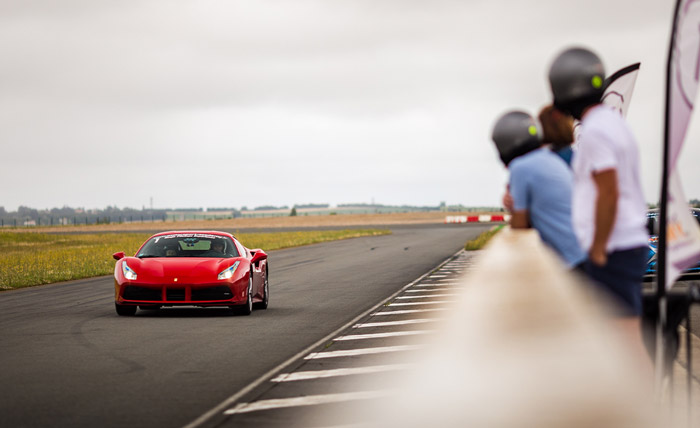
0, 223, 488, 428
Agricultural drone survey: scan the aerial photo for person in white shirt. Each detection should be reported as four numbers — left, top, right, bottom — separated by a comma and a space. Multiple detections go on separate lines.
548, 47, 651, 370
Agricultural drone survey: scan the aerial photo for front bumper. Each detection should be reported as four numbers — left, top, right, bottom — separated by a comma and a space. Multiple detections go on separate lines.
116, 282, 245, 306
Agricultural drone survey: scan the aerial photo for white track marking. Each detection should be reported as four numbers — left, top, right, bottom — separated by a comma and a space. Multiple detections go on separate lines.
270, 364, 412, 382
353, 319, 438, 328
415, 283, 460, 287
389, 301, 452, 306
396, 294, 458, 299
224, 390, 393, 415
370, 308, 447, 316
183, 250, 467, 428
405, 288, 453, 293
335, 330, 431, 341
305, 344, 423, 359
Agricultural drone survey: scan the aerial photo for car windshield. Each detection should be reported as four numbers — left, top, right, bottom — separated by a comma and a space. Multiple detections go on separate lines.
136, 234, 239, 258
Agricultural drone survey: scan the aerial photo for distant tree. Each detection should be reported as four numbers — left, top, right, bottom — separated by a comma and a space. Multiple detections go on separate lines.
255, 205, 282, 211
17, 206, 39, 220
690, 199, 700, 208
290, 207, 297, 217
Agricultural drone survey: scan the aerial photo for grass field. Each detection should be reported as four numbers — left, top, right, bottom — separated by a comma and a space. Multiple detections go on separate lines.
0, 229, 390, 291
464, 225, 504, 251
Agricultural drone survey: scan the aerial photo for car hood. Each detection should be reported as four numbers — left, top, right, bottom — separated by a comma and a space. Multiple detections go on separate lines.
124, 257, 241, 282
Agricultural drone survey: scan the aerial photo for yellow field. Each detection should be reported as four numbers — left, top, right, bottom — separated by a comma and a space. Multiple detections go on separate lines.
0, 229, 390, 291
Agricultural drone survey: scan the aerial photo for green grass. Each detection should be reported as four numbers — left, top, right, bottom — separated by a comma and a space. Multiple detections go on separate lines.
464, 225, 504, 251
0, 229, 390, 291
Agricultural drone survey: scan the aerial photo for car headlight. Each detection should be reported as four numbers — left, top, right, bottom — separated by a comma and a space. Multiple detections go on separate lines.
218, 261, 240, 280
122, 261, 137, 280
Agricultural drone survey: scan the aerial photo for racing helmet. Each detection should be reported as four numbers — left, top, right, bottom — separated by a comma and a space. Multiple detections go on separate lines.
491, 110, 542, 166
548, 47, 605, 119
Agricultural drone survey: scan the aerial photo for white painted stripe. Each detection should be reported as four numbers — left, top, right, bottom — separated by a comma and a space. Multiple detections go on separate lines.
224, 390, 393, 414
183, 249, 466, 428
371, 308, 448, 316
389, 301, 452, 306
353, 319, 438, 328
270, 364, 412, 382
305, 345, 423, 359
416, 283, 459, 287
405, 288, 452, 292
396, 294, 458, 299
335, 330, 431, 341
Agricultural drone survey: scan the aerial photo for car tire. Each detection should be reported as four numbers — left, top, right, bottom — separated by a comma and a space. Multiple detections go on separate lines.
253, 267, 269, 310
115, 303, 137, 316
231, 274, 253, 316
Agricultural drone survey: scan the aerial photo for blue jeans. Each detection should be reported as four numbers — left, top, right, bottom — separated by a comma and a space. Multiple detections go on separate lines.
583, 246, 647, 316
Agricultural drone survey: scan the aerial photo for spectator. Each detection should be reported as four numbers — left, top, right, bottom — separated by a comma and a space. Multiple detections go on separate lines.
548, 47, 650, 366
538, 104, 575, 166
492, 110, 586, 269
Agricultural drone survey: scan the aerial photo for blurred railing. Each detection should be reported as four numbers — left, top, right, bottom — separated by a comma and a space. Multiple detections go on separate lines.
371, 227, 661, 427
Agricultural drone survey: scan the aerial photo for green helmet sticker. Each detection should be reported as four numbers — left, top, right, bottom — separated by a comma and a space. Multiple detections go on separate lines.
591, 75, 603, 89
528, 125, 537, 136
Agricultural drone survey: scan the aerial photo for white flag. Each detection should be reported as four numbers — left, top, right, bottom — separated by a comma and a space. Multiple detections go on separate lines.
665, 0, 700, 288
602, 63, 640, 117
573, 63, 640, 141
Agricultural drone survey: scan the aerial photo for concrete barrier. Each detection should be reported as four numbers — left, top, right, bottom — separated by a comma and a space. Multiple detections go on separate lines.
365, 227, 658, 427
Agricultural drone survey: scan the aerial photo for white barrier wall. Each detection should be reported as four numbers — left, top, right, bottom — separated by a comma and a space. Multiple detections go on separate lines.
365, 228, 658, 427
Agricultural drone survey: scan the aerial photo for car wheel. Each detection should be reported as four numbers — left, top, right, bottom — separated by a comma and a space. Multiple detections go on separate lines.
231, 274, 253, 316
253, 267, 269, 310
115, 303, 137, 316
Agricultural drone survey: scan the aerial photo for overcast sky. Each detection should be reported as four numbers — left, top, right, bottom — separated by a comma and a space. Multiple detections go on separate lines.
0, 0, 696, 211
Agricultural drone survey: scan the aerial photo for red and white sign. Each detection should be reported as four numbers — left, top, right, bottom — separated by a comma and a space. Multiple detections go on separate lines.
445, 215, 509, 224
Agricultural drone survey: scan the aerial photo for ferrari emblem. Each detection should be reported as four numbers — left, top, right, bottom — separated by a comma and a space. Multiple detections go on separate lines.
174, 278, 178, 282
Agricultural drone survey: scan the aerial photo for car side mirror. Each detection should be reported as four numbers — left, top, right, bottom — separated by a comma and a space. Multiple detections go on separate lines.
250, 250, 267, 264
113, 251, 125, 261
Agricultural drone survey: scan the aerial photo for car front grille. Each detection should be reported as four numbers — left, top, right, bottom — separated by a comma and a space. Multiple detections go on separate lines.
166, 288, 186, 301
123, 286, 161, 301
191, 286, 233, 301
122, 285, 233, 302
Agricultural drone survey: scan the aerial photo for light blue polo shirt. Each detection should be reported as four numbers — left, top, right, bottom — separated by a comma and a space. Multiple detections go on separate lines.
510, 148, 586, 268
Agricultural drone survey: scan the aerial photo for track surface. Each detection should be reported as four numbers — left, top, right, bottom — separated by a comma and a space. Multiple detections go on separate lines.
0, 224, 487, 428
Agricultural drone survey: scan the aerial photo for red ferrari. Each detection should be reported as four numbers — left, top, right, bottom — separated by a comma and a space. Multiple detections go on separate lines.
112, 231, 268, 316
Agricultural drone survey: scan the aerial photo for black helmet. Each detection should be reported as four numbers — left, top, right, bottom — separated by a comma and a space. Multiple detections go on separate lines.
491, 110, 542, 166
548, 47, 605, 119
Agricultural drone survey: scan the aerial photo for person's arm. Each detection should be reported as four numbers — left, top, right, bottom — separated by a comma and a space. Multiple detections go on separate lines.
590, 168, 618, 266
510, 210, 530, 229
502, 187, 514, 213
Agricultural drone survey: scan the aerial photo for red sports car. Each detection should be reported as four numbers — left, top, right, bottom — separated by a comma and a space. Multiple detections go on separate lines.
112, 231, 268, 316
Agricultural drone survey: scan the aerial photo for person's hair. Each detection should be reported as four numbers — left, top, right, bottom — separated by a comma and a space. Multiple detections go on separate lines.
538, 105, 574, 150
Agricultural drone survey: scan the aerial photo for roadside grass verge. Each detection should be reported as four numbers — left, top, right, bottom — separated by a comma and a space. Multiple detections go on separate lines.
0, 229, 390, 291
464, 225, 504, 251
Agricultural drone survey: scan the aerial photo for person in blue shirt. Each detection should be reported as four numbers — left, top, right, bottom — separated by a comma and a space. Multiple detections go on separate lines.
492, 110, 586, 269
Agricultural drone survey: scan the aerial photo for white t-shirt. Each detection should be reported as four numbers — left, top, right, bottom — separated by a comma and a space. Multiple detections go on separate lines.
572, 105, 648, 252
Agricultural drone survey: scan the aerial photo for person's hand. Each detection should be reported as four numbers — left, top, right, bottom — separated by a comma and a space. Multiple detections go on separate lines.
502, 190, 514, 213
589, 246, 607, 266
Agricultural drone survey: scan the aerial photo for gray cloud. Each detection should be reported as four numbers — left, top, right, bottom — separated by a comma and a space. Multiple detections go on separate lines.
0, 0, 693, 210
